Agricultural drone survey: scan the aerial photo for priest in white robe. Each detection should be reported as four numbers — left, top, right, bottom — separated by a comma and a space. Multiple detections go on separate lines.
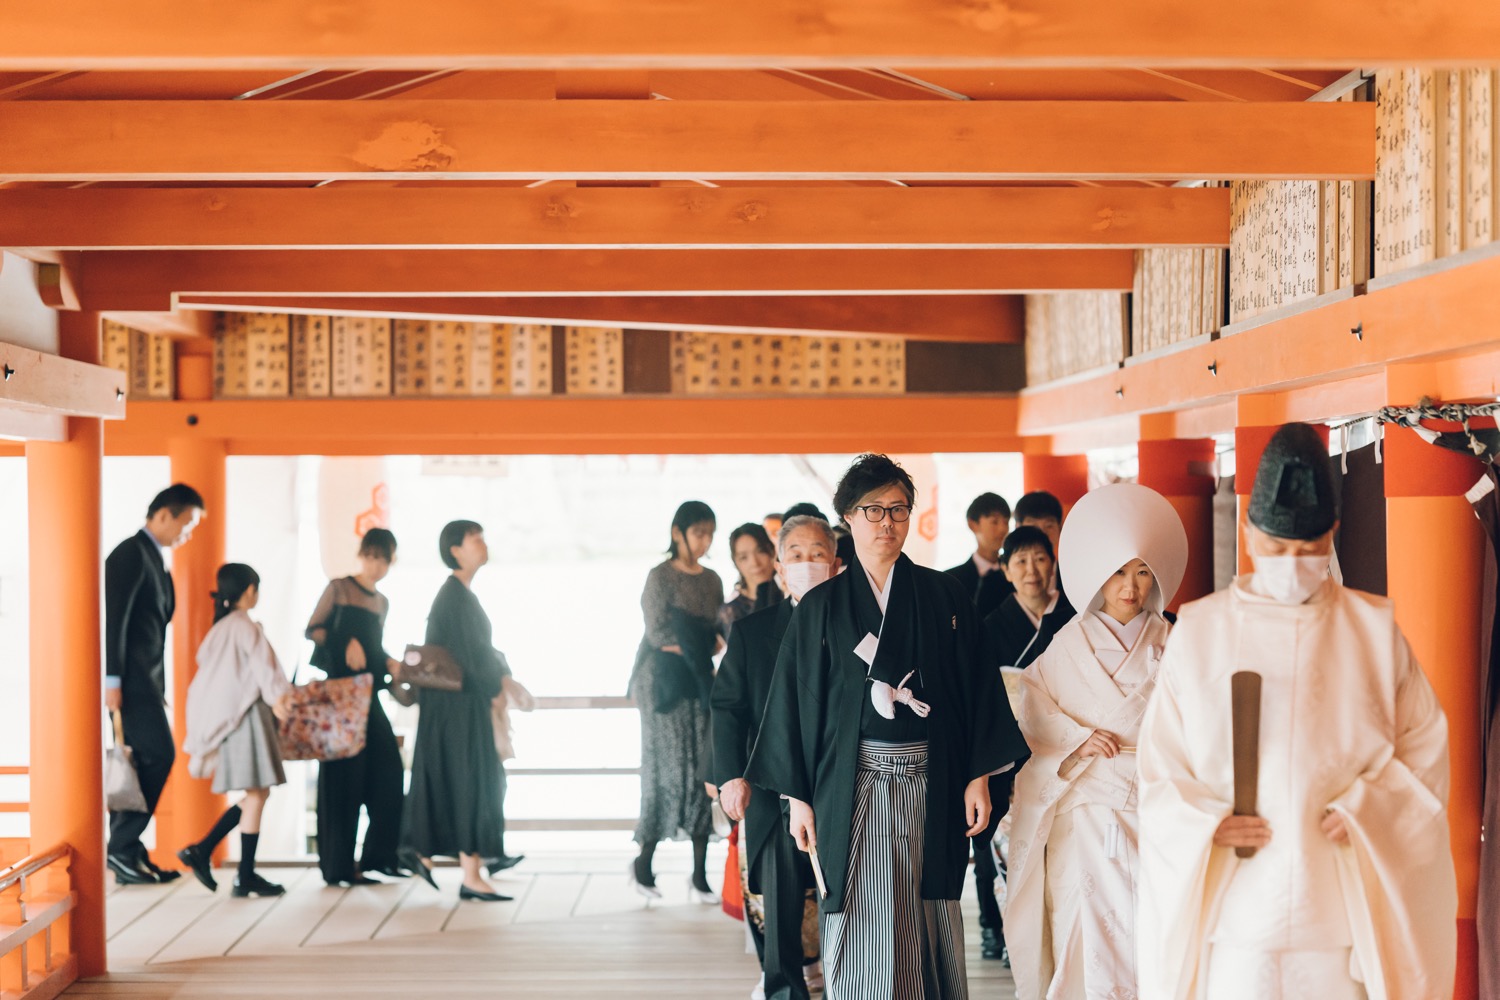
1005, 483, 1189, 1000
1136, 421, 1457, 1000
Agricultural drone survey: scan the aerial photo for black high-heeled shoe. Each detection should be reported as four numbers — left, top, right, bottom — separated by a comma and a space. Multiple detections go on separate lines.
459, 884, 513, 902
484, 854, 525, 876
397, 847, 438, 891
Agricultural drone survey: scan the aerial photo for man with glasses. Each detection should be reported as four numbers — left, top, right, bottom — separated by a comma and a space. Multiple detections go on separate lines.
748, 454, 1027, 1000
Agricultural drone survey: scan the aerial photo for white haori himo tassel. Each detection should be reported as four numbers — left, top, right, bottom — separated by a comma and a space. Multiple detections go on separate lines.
869, 671, 931, 719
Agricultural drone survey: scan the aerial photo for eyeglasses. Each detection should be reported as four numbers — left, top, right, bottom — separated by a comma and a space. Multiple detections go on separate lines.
853, 503, 914, 523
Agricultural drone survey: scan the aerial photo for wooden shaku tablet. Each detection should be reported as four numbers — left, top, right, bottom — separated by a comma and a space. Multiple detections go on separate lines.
1230, 670, 1263, 860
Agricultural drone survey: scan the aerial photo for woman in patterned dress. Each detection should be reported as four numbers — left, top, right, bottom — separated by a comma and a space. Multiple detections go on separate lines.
629, 500, 724, 902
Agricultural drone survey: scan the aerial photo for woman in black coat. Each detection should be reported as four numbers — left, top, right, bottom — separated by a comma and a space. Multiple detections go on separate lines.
398, 520, 511, 902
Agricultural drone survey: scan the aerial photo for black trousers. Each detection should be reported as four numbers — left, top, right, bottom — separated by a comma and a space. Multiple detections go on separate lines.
317, 702, 405, 882
108, 691, 176, 860
752, 826, 815, 1000
970, 770, 1015, 934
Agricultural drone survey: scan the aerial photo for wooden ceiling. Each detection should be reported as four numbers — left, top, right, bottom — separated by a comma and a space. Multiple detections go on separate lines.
2, 0, 1461, 343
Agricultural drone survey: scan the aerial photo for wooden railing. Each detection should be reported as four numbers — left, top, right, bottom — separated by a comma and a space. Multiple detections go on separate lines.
0, 767, 28, 817
0, 844, 77, 1000
505, 696, 641, 833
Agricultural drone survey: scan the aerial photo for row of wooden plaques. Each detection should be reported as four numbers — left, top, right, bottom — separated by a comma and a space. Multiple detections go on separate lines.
101, 321, 175, 400
1028, 67, 1500, 383
669, 331, 906, 395
105, 314, 914, 400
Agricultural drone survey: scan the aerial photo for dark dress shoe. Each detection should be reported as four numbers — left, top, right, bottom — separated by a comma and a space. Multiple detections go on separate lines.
325, 872, 389, 887
365, 865, 411, 879
484, 854, 525, 876
232, 873, 286, 898
176, 844, 218, 892
397, 847, 438, 891
980, 926, 1004, 960
459, 884, 513, 902
141, 857, 181, 882
107, 853, 158, 885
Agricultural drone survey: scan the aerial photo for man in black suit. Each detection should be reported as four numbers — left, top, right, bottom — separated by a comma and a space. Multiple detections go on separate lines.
944, 492, 1015, 622
104, 483, 204, 885
712, 515, 841, 1000
944, 490, 1019, 961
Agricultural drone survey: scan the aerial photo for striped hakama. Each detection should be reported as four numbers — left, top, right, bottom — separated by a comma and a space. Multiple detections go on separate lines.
821, 740, 967, 1000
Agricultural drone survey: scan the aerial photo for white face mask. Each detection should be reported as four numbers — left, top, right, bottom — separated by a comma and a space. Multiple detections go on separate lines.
782, 560, 833, 600
1251, 553, 1332, 605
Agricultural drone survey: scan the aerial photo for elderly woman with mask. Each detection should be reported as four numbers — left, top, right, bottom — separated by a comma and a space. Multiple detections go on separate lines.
1004, 483, 1189, 1000
712, 515, 841, 1000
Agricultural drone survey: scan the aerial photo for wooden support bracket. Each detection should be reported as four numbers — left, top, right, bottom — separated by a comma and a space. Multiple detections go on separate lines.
0, 342, 127, 421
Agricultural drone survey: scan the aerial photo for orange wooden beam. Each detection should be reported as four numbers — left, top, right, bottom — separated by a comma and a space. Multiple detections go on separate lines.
1018, 250, 1500, 434
104, 396, 1022, 457
0, 101, 1375, 182
72, 249, 1137, 310
0, 185, 1231, 250
175, 294, 1024, 343
0, 1, 1495, 69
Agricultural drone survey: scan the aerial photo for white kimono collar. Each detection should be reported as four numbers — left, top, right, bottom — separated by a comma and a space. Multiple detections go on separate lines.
1091, 609, 1149, 651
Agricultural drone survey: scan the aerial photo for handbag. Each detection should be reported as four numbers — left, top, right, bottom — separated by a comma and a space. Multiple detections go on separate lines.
278, 673, 374, 761
721, 822, 744, 921
400, 644, 464, 691
104, 710, 148, 813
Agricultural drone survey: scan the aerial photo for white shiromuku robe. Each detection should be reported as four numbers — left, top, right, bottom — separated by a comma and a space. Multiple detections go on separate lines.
1006, 608, 1171, 1000
1136, 577, 1456, 1000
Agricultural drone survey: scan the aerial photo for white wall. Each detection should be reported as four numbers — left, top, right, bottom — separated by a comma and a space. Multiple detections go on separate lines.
0, 253, 59, 355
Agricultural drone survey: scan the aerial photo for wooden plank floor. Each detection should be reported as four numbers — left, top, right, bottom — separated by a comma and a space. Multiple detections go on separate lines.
72, 850, 1018, 998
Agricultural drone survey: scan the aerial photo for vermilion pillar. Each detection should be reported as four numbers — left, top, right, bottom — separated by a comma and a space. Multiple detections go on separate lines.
1137, 436, 1216, 611
1233, 423, 1277, 575
150, 435, 227, 864
1383, 425, 1485, 1000
1022, 453, 1088, 514
24, 311, 107, 977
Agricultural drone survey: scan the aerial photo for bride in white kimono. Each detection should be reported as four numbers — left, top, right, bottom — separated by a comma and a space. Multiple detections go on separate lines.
1005, 483, 1188, 1000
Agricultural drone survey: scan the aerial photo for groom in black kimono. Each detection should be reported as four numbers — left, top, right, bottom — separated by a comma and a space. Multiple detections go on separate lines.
747, 454, 1027, 1000
712, 514, 842, 1000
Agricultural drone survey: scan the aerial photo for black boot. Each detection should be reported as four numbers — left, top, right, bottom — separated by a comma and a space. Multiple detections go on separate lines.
980, 926, 1004, 960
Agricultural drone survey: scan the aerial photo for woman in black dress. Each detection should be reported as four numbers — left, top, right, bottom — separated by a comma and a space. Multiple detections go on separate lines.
305, 528, 406, 887
399, 520, 512, 902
